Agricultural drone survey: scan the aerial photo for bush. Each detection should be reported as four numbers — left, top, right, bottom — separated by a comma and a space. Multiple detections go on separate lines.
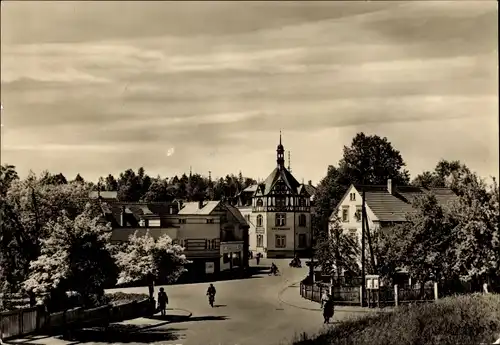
105, 292, 150, 305
292, 294, 500, 345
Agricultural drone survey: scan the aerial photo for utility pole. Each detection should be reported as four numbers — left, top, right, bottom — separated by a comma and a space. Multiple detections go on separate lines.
361, 188, 366, 307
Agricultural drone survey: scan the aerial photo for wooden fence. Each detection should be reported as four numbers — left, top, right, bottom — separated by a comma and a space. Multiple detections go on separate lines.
300, 281, 438, 308
0, 299, 153, 340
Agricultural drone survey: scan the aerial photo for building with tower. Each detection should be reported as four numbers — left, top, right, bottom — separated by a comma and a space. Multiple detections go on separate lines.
233, 133, 316, 258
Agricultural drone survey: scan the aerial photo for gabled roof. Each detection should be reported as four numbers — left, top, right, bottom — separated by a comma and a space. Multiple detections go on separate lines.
304, 184, 317, 197
178, 201, 220, 215
348, 184, 459, 222
223, 203, 249, 227
258, 167, 304, 196
99, 201, 179, 227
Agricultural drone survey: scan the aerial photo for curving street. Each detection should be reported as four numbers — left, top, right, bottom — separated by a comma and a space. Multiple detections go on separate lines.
10, 259, 365, 345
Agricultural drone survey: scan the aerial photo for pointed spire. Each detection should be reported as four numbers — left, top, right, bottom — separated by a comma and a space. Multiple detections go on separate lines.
276, 131, 285, 169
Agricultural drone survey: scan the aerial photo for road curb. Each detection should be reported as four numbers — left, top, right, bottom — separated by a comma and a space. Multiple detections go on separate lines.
277, 280, 323, 312
165, 307, 193, 318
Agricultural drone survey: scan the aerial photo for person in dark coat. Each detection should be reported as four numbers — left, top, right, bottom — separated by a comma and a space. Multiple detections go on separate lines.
323, 296, 335, 324
157, 287, 168, 316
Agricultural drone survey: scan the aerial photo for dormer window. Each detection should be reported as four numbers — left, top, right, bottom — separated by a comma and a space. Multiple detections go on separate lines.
256, 198, 264, 207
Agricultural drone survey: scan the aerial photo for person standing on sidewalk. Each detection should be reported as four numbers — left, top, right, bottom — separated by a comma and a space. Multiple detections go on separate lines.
323, 295, 335, 324
157, 287, 168, 316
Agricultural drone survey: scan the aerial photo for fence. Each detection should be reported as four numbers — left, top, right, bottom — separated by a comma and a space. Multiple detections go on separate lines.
0, 299, 153, 340
300, 280, 438, 308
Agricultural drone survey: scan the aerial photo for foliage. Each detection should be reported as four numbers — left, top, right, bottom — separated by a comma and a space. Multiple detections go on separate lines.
0, 164, 19, 197
314, 216, 360, 277
105, 292, 150, 305
313, 133, 410, 238
23, 206, 118, 309
115, 230, 191, 286
292, 294, 500, 345
377, 169, 499, 289
0, 171, 93, 294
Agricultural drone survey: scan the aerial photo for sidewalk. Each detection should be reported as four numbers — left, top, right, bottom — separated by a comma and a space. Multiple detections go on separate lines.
278, 282, 392, 314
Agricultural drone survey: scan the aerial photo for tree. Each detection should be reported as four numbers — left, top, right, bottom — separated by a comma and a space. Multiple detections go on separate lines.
448, 175, 499, 285
105, 174, 118, 191
0, 164, 19, 197
337, 133, 410, 188
73, 174, 85, 184
1, 174, 91, 294
23, 206, 118, 310
117, 169, 141, 201
115, 231, 190, 300
377, 194, 457, 295
315, 216, 360, 279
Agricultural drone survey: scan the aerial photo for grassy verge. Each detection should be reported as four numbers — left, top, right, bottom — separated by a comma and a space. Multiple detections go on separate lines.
292, 293, 500, 345
105, 292, 150, 305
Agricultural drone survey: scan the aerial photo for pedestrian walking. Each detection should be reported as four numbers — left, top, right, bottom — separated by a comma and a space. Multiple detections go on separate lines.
256, 253, 261, 265
157, 287, 168, 316
323, 296, 335, 324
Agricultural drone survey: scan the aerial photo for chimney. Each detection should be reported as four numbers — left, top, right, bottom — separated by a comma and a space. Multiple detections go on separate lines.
120, 205, 126, 227
387, 179, 393, 195
308, 180, 312, 186
198, 200, 204, 209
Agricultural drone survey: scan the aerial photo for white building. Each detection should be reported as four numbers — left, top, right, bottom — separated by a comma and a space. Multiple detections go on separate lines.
233, 134, 316, 258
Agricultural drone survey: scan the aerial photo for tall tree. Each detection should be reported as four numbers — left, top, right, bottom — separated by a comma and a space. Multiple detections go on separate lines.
117, 169, 141, 201
337, 133, 410, 187
23, 206, 118, 310
315, 216, 360, 278
105, 174, 118, 191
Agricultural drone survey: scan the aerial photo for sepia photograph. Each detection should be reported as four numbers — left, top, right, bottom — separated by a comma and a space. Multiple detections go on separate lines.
0, 1, 499, 345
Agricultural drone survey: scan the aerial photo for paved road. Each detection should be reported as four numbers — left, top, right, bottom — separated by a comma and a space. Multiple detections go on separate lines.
9, 259, 360, 345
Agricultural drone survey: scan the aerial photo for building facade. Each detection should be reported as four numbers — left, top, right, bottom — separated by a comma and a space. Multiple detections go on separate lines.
330, 179, 458, 268
234, 135, 316, 259
98, 199, 249, 282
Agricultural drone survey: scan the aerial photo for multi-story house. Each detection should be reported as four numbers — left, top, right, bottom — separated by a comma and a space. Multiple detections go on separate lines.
330, 179, 458, 269
97, 199, 249, 281
233, 134, 316, 259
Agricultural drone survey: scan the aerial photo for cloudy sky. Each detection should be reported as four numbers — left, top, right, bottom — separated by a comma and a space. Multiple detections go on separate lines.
1, 1, 498, 184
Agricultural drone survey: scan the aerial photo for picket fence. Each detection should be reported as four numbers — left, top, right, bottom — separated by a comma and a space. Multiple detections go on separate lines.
0, 299, 153, 340
300, 281, 438, 307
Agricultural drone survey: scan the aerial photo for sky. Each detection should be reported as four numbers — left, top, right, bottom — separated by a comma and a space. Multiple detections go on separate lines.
1, 1, 498, 185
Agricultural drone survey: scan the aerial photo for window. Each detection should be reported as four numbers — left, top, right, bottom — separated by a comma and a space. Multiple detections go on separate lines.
245, 214, 251, 222
179, 218, 186, 224
223, 253, 230, 263
299, 198, 306, 207
256, 198, 264, 207
354, 206, 362, 222
276, 197, 285, 207
257, 234, 264, 247
342, 206, 349, 222
206, 219, 214, 224
256, 214, 263, 227
298, 234, 307, 248
350, 193, 356, 201
275, 213, 286, 227
298, 214, 307, 227
275, 235, 286, 248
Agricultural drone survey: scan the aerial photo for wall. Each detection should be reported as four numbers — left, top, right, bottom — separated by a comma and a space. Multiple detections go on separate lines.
266, 212, 295, 252
333, 186, 378, 247
294, 212, 311, 250
176, 216, 220, 241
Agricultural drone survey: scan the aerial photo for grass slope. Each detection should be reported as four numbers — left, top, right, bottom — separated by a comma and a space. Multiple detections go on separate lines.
293, 294, 500, 345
